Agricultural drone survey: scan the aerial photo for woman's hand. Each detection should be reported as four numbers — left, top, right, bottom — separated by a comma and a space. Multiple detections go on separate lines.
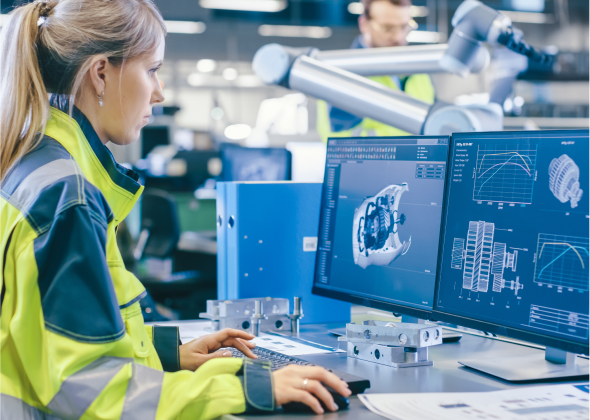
179, 328, 257, 371
273, 365, 352, 414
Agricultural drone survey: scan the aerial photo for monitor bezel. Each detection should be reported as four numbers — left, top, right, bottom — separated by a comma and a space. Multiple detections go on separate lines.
311, 135, 451, 320
432, 129, 590, 356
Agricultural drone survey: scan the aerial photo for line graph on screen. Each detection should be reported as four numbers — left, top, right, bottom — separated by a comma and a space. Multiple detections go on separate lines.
473, 146, 537, 204
534, 233, 589, 291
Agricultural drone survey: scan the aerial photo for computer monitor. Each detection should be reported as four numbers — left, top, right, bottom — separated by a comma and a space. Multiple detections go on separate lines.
434, 129, 589, 381
141, 126, 169, 158
312, 136, 450, 319
221, 144, 291, 182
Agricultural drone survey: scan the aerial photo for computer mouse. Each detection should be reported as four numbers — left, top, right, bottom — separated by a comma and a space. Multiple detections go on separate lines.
282, 385, 350, 413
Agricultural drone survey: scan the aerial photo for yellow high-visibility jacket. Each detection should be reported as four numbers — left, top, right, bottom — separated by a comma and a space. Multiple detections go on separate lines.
0, 96, 274, 419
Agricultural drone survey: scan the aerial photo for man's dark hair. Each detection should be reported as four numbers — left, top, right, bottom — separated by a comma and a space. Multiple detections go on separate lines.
361, 0, 412, 19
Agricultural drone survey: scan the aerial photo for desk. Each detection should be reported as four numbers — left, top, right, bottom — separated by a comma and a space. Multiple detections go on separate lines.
233, 323, 587, 419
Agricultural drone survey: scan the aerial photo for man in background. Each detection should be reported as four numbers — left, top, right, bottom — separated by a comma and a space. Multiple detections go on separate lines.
317, 0, 435, 140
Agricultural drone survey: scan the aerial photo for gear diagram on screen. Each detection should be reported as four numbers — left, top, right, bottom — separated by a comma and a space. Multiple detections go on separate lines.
451, 220, 523, 296
549, 154, 583, 208
352, 183, 411, 269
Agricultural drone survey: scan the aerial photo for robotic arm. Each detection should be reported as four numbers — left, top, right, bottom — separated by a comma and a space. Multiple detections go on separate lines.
252, 0, 552, 135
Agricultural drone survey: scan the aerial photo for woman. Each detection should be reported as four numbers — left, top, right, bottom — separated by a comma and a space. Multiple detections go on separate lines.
0, 1, 351, 418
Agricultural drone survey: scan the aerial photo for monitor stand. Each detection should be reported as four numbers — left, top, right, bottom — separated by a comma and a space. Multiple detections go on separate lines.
401, 315, 425, 324
459, 346, 589, 382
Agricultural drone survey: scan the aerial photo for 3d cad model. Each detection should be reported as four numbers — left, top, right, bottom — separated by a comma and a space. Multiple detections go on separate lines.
549, 154, 583, 208
352, 183, 411, 269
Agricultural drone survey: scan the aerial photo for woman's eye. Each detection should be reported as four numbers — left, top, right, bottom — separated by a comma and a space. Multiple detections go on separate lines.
149, 68, 159, 75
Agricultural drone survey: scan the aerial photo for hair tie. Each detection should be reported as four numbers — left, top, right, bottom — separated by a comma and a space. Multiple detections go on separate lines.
35, 0, 53, 27
36, 1, 53, 18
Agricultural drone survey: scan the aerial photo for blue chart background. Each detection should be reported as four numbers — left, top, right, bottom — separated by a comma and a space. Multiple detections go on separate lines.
436, 131, 590, 344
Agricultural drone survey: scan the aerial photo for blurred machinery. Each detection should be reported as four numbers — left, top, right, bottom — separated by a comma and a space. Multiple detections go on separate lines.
253, 0, 553, 135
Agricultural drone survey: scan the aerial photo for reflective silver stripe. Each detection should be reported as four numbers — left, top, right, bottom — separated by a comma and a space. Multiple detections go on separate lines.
47, 356, 131, 420
121, 364, 164, 420
9, 158, 84, 212
1, 393, 59, 420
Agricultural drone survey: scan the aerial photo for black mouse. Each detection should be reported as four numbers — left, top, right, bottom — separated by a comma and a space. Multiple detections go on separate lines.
282, 385, 350, 413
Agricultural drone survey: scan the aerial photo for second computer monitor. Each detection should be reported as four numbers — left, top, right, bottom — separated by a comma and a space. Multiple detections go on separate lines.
312, 136, 449, 318
221, 144, 291, 182
435, 130, 589, 354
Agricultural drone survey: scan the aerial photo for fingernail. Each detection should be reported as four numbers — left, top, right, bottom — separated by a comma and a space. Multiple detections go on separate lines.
223, 351, 231, 357
345, 389, 352, 396
342, 380, 349, 387
332, 403, 339, 411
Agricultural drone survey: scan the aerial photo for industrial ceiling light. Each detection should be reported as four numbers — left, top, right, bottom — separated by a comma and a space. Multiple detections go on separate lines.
165, 20, 206, 34
406, 31, 443, 43
224, 124, 252, 140
347, 3, 428, 17
222, 68, 239, 81
197, 59, 217, 73
258, 25, 332, 39
199, 0, 287, 12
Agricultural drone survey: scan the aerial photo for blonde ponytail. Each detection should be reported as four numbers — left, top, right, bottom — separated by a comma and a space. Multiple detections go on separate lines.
0, 0, 166, 180
0, 2, 50, 180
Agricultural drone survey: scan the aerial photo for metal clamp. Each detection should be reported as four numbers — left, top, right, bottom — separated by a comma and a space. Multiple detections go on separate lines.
287, 296, 304, 333
250, 300, 267, 336
338, 321, 442, 368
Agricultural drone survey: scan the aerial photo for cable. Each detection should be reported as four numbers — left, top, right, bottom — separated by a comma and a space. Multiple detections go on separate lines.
497, 26, 554, 66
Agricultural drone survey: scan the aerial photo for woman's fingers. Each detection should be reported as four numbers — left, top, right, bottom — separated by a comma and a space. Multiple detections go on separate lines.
226, 337, 258, 359
305, 379, 338, 412
298, 366, 351, 397
236, 337, 256, 349
213, 328, 255, 342
289, 389, 324, 414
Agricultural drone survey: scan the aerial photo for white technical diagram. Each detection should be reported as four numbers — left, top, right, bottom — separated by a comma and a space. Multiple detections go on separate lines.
473, 147, 537, 205
549, 154, 583, 208
352, 183, 411, 269
451, 221, 523, 296
534, 233, 589, 291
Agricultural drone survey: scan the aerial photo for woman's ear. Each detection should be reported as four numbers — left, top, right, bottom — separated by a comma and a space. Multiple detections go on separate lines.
87, 56, 109, 97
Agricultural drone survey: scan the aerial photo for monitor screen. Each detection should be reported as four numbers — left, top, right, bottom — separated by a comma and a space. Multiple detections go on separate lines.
435, 130, 589, 353
221, 145, 291, 182
141, 126, 169, 158
312, 136, 449, 318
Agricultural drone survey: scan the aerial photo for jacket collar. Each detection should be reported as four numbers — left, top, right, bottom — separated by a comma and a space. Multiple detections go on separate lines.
47, 95, 143, 223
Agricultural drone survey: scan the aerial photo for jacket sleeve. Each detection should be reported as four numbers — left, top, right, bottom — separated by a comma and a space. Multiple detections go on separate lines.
11, 201, 274, 420
148, 325, 181, 372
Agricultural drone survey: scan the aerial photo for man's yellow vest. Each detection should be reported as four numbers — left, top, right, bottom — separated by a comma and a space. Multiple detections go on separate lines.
317, 73, 435, 140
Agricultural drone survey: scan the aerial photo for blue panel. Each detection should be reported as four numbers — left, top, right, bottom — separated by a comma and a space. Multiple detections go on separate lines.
216, 182, 227, 299
220, 182, 350, 324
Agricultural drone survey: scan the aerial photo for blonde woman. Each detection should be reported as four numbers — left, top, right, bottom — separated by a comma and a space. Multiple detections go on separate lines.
0, 1, 351, 418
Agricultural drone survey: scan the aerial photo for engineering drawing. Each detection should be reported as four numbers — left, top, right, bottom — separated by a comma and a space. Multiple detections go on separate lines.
549, 154, 583, 208
451, 221, 522, 296
534, 233, 589, 291
473, 148, 536, 204
352, 183, 411, 269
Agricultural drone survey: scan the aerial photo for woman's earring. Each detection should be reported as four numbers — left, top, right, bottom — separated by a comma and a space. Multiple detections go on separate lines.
97, 92, 104, 107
